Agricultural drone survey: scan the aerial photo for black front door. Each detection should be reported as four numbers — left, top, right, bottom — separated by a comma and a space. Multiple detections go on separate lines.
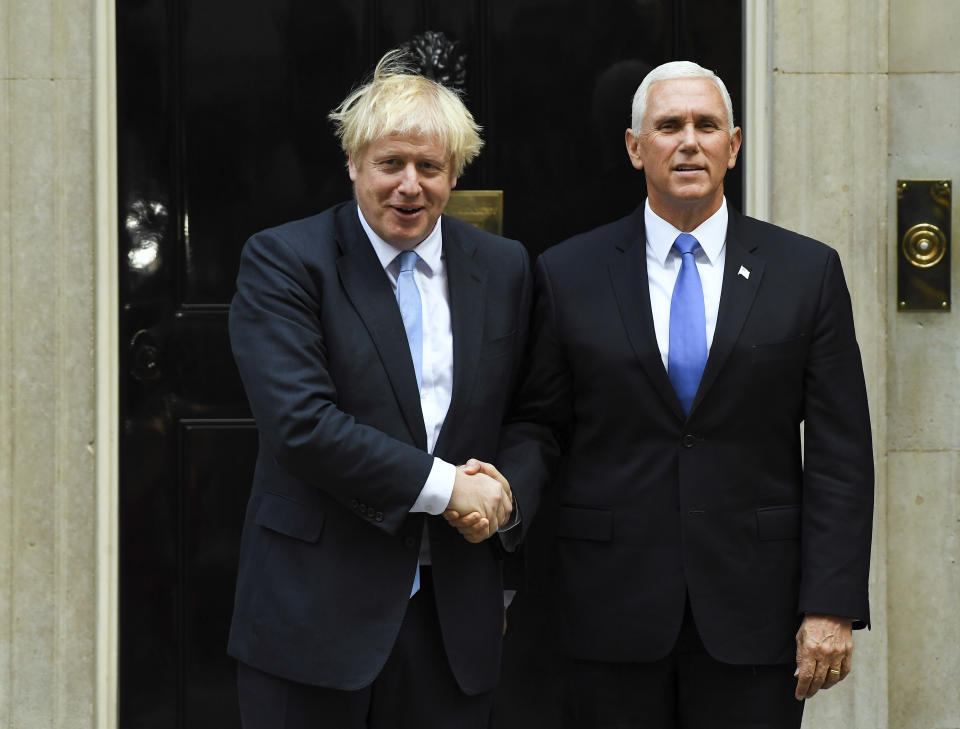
117, 2, 742, 726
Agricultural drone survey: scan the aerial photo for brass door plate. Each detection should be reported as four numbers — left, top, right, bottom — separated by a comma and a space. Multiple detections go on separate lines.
445, 190, 503, 236
897, 180, 951, 311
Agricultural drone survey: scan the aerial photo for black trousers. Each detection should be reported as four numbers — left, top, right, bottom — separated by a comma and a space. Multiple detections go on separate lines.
562, 599, 805, 729
238, 568, 492, 729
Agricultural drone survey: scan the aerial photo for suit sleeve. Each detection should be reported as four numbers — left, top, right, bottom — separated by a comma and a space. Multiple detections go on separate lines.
497, 254, 575, 540
798, 249, 875, 628
229, 231, 433, 535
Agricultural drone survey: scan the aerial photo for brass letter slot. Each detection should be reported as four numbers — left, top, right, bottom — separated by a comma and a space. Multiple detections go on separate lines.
897, 180, 950, 311
446, 190, 504, 236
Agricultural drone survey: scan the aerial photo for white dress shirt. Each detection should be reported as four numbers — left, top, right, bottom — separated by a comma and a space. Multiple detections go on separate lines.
357, 207, 458, 519
358, 207, 518, 584
645, 198, 728, 368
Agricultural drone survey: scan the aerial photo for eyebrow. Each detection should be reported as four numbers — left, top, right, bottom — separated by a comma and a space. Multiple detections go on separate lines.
650, 113, 724, 127
371, 152, 449, 169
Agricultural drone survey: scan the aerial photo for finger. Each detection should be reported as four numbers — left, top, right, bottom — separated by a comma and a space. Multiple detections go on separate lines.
794, 658, 814, 701
822, 664, 843, 690
497, 473, 513, 502
498, 476, 512, 503
453, 511, 484, 528
494, 502, 507, 530
456, 516, 488, 535
839, 649, 853, 681
462, 458, 482, 475
501, 487, 514, 516
815, 632, 850, 691
479, 461, 511, 494
459, 518, 490, 543
442, 509, 461, 522
806, 661, 829, 698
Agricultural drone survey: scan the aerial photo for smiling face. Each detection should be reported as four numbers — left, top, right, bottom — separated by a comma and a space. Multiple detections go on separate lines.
625, 77, 741, 230
348, 132, 458, 250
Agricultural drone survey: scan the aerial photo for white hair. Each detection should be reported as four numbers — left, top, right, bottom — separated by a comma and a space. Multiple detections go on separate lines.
630, 61, 735, 134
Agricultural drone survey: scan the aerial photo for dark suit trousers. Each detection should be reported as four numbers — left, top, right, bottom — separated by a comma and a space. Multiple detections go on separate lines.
562, 599, 804, 729
237, 569, 492, 729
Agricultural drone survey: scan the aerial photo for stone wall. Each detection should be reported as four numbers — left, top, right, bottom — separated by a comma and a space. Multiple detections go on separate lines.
770, 1, 960, 728
885, 0, 960, 727
0, 1, 99, 727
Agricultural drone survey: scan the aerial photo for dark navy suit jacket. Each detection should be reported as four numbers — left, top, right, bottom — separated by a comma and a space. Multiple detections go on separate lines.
499, 203, 874, 665
227, 201, 531, 693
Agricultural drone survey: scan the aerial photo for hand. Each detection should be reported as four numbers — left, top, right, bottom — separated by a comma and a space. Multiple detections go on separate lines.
443, 459, 513, 543
464, 458, 513, 507
443, 463, 512, 542
794, 614, 854, 700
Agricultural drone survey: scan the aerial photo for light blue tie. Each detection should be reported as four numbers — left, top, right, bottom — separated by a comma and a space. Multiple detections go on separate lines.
396, 250, 422, 596
396, 251, 423, 391
668, 233, 708, 416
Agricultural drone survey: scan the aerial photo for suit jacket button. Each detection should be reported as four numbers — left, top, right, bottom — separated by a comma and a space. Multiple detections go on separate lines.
366, 507, 375, 518
682, 434, 696, 448
350, 499, 359, 509
403, 536, 417, 548
375, 511, 384, 522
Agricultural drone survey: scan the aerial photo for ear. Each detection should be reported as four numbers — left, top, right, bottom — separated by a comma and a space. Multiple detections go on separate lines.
727, 127, 743, 170
450, 175, 458, 190
625, 128, 643, 171
348, 153, 359, 182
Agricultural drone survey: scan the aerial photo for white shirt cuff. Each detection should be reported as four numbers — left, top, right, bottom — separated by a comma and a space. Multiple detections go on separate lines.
409, 458, 456, 514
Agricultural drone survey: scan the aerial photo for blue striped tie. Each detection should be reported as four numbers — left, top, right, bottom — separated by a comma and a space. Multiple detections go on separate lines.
668, 233, 707, 416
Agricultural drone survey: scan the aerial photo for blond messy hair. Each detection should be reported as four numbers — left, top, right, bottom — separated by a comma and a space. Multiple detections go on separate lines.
328, 50, 483, 177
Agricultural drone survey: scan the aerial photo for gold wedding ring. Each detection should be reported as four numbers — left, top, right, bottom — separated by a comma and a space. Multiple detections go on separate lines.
829, 669, 841, 676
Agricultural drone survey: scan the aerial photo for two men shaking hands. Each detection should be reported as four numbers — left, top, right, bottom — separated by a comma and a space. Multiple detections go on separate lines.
227, 49, 873, 729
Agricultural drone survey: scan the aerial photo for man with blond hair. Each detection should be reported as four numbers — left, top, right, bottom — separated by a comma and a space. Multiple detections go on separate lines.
457, 60, 874, 727
227, 50, 528, 728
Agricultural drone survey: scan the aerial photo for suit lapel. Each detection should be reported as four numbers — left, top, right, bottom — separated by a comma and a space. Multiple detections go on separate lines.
334, 205, 428, 449
434, 217, 486, 456
689, 206, 764, 415
608, 208, 686, 420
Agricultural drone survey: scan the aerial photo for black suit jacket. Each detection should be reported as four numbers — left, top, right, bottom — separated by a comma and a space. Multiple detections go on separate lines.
227, 201, 531, 693
500, 203, 874, 666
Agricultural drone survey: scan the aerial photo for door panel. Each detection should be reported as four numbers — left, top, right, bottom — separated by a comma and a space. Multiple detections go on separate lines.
117, 2, 741, 726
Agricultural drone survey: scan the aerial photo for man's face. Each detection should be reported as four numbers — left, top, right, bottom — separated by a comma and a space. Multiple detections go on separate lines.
625, 77, 741, 225
349, 132, 457, 251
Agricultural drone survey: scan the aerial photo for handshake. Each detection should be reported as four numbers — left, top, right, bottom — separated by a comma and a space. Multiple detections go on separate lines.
442, 459, 513, 544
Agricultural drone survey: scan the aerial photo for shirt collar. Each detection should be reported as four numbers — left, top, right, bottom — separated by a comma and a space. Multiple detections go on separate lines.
356, 204, 443, 274
644, 197, 728, 265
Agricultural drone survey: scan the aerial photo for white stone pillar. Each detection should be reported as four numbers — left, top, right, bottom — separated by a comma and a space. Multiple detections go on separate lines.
885, 1, 960, 728
0, 0, 101, 727
767, 2, 890, 727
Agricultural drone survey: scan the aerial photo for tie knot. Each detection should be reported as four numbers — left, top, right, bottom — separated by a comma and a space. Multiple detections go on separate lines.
673, 233, 699, 256
397, 250, 418, 273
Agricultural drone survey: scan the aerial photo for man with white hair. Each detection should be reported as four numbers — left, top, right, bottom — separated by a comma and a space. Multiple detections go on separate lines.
227, 50, 528, 728
460, 60, 874, 727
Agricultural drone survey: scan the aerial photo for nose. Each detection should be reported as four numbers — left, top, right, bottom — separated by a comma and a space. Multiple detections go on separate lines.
397, 163, 421, 195
678, 122, 698, 150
